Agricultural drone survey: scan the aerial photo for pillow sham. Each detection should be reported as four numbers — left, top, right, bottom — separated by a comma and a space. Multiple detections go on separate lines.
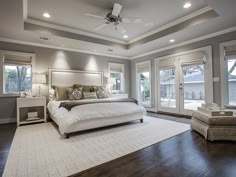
55, 86, 72, 101
83, 92, 97, 99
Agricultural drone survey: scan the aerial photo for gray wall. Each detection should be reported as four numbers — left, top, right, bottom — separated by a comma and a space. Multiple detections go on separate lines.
131, 30, 236, 109
0, 42, 131, 122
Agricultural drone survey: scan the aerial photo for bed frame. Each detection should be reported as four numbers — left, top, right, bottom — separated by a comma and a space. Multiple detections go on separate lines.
48, 68, 104, 90
48, 69, 143, 139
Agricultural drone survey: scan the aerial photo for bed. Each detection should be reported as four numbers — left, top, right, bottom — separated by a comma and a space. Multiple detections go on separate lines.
47, 69, 146, 138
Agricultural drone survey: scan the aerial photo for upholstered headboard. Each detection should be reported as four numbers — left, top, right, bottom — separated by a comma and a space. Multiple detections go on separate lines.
48, 69, 103, 90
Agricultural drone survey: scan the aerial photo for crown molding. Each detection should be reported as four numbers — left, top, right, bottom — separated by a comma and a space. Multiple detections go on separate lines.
130, 26, 236, 60
25, 18, 127, 45
0, 37, 129, 60
128, 6, 213, 44
1, 26, 236, 61
24, 0, 213, 47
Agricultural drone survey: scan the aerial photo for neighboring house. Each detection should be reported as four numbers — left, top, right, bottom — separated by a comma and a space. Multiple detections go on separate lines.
161, 72, 236, 103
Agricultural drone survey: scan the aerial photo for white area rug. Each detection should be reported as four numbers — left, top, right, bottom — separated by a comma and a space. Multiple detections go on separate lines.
3, 116, 190, 177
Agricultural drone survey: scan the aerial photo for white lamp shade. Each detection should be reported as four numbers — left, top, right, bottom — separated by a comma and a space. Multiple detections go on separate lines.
33, 74, 46, 84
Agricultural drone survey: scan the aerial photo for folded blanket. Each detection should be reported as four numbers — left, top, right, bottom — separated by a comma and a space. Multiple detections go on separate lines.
59, 98, 138, 111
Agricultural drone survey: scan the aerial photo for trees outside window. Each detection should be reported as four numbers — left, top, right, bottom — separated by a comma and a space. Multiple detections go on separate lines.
4, 65, 32, 94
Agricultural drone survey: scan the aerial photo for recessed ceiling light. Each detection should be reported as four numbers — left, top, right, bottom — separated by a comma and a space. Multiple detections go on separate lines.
183, 1, 191, 9
123, 35, 128, 39
169, 39, 175, 43
43, 12, 51, 18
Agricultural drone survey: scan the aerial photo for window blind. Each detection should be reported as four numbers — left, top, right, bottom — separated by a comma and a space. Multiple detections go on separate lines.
136, 61, 150, 73
159, 57, 175, 68
4, 54, 32, 65
109, 63, 124, 73
179, 51, 205, 65
225, 44, 236, 57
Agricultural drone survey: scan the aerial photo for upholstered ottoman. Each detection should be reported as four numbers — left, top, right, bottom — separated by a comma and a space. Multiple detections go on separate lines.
191, 111, 236, 141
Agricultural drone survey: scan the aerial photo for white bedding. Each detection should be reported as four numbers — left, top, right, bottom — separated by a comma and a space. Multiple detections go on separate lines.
47, 98, 146, 134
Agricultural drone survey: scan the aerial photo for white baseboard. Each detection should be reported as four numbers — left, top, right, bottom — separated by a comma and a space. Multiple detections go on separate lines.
0, 117, 16, 124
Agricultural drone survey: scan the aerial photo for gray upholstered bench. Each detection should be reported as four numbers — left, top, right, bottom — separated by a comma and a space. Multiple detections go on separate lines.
191, 111, 236, 141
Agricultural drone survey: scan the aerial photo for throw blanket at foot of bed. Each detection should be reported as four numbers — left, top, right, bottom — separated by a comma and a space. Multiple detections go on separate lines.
59, 98, 138, 111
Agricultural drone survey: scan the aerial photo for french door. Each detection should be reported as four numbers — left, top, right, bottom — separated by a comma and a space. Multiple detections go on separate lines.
157, 51, 213, 115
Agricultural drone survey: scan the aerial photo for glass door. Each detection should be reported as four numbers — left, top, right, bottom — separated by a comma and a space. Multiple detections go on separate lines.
179, 63, 205, 115
157, 50, 212, 116
158, 67, 179, 113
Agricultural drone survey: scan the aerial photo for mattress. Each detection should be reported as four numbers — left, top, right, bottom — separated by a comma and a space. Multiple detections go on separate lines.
47, 98, 146, 134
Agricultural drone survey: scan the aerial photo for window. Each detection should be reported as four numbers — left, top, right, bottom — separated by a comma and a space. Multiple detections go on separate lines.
225, 58, 236, 105
136, 61, 151, 107
108, 63, 125, 93
2, 52, 33, 94
223, 44, 236, 105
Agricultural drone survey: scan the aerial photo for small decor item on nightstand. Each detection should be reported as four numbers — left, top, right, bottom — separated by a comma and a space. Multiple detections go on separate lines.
20, 90, 32, 98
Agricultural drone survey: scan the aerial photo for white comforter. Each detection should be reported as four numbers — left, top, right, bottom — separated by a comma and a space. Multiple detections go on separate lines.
47, 98, 146, 134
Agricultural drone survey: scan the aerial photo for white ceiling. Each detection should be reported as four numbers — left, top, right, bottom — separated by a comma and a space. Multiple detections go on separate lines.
27, 0, 208, 41
0, 0, 236, 59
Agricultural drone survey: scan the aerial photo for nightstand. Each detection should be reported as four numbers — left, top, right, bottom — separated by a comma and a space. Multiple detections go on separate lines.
17, 97, 47, 126
108, 93, 128, 99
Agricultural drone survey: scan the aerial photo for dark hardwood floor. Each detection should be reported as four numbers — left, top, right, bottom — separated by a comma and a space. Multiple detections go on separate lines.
1, 115, 236, 177
0, 123, 16, 177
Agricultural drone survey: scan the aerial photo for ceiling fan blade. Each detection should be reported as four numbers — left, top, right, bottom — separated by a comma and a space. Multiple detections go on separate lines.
95, 23, 108, 31
85, 13, 104, 19
122, 17, 143, 23
121, 18, 132, 23
133, 18, 143, 23
112, 3, 122, 16
116, 25, 126, 34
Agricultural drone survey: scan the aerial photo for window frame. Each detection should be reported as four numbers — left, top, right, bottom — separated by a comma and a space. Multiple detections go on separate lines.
220, 40, 236, 107
136, 60, 152, 107
108, 63, 125, 93
0, 50, 35, 97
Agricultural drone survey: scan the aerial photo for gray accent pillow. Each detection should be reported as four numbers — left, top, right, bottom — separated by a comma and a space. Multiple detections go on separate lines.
68, 88, 83, 100
83, 92, 97, 99
55, 86, 72, 101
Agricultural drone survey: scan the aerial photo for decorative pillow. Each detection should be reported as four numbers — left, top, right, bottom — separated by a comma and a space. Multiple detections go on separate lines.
49, 87, 56, 101
95, 86, 108, 99
55, 86, 72, 101
72, 90, 83, 100
68, 88, 83, 100
83, 92, 97, 99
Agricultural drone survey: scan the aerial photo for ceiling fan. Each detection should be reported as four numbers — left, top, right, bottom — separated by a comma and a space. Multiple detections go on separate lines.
85, 3, 143, 35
